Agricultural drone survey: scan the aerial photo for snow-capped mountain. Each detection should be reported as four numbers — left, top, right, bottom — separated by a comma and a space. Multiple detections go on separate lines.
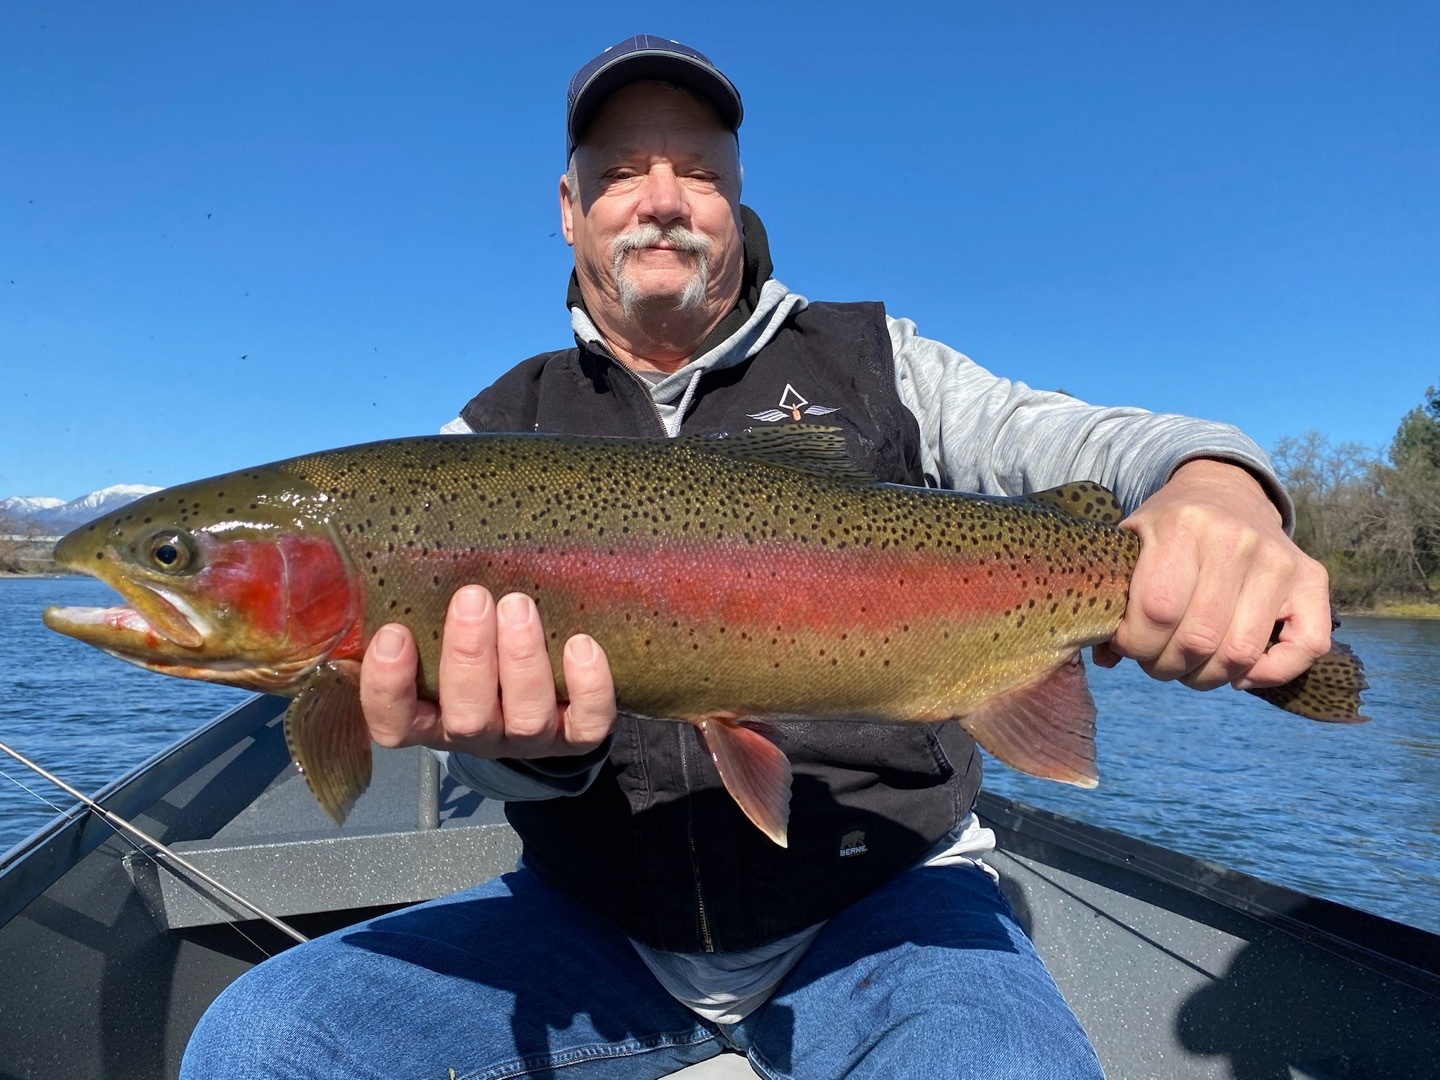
0, 496, 65, 515
1, 485, 161, 532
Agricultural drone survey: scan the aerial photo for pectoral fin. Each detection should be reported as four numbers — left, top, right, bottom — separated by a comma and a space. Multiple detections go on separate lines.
958, 653, 1099, 788
284, 662, 373, 824
695, 716, 793, 847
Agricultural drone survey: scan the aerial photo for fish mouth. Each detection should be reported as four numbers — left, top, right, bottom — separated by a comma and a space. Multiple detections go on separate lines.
43, 576, 208, 654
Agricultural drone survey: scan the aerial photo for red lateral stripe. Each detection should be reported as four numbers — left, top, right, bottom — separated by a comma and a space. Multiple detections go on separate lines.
469, 541, 1114, 634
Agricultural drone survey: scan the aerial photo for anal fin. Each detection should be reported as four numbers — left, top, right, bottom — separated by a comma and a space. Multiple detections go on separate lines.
284, 662, 373, 824
695, 716, 793, 847
957, 653, 1099, 788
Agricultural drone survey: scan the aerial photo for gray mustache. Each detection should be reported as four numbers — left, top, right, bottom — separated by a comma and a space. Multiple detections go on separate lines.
611, 223, 713, 259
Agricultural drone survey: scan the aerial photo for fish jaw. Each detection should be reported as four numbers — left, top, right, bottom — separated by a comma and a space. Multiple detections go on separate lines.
44, 519, 366, 695
42, 598, 326, 690
46, 567, 206, 644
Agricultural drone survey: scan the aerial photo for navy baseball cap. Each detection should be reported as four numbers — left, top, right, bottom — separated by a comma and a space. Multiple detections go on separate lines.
566, 35, 743, 158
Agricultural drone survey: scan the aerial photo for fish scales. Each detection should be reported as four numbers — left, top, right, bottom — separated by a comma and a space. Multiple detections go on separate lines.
273, 434, 1137, 723
42, 427, 1368, 845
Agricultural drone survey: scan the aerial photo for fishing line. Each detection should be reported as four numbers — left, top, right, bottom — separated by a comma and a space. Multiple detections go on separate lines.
0, 738, 309, 945
0, 765, 85, 820
0, 759, 283, 960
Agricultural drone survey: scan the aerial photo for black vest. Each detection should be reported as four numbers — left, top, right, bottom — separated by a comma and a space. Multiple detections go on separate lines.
460, 301, 982, 951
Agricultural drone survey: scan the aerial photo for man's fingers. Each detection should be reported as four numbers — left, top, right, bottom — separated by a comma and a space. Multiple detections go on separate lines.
1236, 637, 1320, 689
360, 623, 438, 748
1109, 546, 1196, 678
560, 634, 617, 749
1175, 560, 1285, 691
493, 593, 561, 743
1233, 569, 1334, 689
363, 587, 613, 761
436, 585, 502, 740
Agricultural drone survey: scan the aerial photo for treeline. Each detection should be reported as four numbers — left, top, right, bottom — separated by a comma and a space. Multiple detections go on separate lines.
1273, 384, 1440, 609
0, 520, 53, 573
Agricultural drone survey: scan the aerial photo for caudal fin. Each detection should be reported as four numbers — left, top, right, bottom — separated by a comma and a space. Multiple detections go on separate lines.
1246, 641, 1370, 723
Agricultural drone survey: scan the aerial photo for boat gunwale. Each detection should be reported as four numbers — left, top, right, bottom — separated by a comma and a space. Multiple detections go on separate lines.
976, 789, 1440, 999
0, 692, 285, 926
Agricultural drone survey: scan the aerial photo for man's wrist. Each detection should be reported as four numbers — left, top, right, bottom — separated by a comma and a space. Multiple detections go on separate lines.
1168, 457, 1283, 522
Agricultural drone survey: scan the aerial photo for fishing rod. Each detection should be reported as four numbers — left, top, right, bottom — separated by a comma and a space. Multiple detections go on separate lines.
0, 737, 309, 945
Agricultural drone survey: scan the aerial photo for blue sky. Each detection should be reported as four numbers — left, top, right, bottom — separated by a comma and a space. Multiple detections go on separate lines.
2, 2, 1436, 499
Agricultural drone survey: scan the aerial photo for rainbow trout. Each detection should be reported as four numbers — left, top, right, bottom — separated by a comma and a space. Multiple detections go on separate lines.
42, 428, 1367, 845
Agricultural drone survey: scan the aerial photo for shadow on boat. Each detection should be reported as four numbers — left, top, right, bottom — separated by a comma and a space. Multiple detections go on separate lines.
1, 694, 1435, 1079
989, 799, 1437, 1079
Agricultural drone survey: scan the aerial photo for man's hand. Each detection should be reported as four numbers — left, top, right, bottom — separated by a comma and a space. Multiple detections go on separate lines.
1092, 459, 1332, 690
359, 585, 617, 759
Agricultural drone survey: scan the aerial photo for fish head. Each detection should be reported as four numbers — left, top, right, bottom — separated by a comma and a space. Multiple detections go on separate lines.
42, 466, 364, 694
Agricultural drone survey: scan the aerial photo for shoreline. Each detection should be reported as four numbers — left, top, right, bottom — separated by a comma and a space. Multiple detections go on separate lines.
1342, 603, 1440, 620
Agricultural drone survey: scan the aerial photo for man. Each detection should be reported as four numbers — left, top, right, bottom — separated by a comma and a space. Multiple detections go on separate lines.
184, 36, 1331, 1079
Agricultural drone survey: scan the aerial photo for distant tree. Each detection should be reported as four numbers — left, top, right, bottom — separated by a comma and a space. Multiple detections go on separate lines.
1271, 430, 1372, 561
0, 510, 45, 572
1272, 381, 1440, 607
1390, 384, 1440, 470
1380, 385, 1440, 592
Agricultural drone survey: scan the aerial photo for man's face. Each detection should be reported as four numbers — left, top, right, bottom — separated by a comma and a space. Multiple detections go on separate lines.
561, 81, 744, 328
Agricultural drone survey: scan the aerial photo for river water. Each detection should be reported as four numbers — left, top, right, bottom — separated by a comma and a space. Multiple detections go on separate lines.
2, 576, 1437, 934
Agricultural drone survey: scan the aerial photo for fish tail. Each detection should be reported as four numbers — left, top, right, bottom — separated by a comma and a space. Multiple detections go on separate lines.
1245, 640, 1370, 723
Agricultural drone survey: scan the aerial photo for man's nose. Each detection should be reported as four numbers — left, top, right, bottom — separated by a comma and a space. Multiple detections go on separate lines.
638, 168, 687, 226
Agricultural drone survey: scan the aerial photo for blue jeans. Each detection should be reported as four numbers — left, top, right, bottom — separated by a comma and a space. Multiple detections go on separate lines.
182, 862, 1103, 1079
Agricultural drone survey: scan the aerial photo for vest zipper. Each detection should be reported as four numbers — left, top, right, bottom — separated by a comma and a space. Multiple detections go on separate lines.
624, 356, 709, 950
678, 726, 716, 952
610, 355, 703, 437
691, 833, 715, 953
623, 366, 674, 436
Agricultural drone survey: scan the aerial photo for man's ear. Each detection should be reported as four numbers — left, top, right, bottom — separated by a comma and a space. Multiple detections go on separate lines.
558, 173, 575, 246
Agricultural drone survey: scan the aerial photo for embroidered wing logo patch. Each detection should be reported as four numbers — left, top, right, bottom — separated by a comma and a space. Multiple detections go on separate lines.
748, 383, 842, 423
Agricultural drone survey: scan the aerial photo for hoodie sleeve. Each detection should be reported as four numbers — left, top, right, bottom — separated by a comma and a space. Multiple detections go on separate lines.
438, 738, 615, 801
887, 316, 1293, 528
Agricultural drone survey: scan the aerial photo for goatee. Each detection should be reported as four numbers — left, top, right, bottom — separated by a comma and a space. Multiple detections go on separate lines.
610, 223, 713, 320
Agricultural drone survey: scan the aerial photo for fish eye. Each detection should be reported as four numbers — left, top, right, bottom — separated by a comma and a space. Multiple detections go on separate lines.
143, 531, 198, 574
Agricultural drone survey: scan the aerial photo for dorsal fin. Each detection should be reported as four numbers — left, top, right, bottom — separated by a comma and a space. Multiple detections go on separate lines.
681, 426, 876, 483
1025, 481, 1125, 524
